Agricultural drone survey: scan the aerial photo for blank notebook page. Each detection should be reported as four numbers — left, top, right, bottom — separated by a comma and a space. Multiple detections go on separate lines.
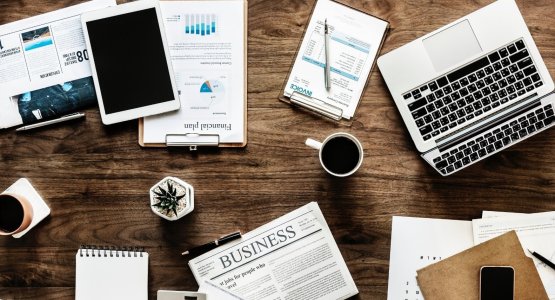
75, 247, 148, 300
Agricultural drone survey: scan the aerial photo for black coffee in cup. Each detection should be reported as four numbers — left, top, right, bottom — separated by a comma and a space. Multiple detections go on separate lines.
0, 194, 25, 233
321, 136, 361, 175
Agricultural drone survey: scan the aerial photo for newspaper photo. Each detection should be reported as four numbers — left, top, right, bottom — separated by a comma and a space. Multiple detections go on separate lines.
189, 202, 358, 300
0, 0, 116, 129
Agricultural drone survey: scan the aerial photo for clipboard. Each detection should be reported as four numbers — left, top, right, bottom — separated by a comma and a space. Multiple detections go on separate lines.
139, 0, 248, 150
279, 0, 389, 125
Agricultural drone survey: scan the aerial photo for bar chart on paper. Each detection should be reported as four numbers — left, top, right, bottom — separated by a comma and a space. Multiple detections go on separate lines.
185, 14, 217, 36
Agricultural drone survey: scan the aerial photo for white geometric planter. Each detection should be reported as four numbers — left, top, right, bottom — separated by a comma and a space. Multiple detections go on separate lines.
149, 177, 194, 221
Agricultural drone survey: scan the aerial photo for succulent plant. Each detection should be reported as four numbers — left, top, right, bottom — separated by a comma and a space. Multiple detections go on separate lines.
151, 181, 185, 216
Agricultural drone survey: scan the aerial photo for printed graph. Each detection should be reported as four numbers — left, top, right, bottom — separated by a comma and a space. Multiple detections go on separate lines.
185, 14, 217, 36
200, 80, 225, 106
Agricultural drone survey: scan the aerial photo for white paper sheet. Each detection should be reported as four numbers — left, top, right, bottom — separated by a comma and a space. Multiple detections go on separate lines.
283, 0, 387, 119
387, 216, 474, 300
481, 210, 524, 218
198, 280, 244, 299
143, 0, 245, 144
473, 212, 555, 299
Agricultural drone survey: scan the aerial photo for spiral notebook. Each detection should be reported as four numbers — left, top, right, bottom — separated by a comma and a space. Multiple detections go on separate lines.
75, 246, 149, 300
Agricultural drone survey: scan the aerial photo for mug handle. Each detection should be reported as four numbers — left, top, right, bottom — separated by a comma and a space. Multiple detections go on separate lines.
305, 138, 323, 150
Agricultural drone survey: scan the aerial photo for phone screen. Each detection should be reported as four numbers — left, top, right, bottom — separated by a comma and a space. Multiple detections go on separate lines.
480, 266, 514, 300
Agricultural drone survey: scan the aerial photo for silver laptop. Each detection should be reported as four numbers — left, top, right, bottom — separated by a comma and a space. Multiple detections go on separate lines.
377, 0, 555, 176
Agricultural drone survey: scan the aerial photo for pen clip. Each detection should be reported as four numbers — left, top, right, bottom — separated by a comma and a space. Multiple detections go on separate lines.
219, 231, 242, 245
62, 112, 83, 117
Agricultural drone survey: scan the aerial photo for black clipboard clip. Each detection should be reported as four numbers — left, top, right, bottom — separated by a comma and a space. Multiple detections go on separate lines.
165, 133, 220, 151
289, 91, 343, 121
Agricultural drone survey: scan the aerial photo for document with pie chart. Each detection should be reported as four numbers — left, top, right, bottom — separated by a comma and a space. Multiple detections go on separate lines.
200, 80, 225, 106
176, 72, 231, 118
141, 0, 246, 147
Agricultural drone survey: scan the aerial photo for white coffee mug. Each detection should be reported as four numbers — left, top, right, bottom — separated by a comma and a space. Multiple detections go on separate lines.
305, 132, 363, 177
0, 192, 33, 236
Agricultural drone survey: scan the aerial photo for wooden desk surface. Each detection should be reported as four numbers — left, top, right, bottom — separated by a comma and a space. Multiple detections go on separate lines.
1, 0, 555, 299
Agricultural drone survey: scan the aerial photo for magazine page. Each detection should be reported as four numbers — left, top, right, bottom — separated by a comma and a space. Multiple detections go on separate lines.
0, 0, 116, 129
189, 202, 358, 300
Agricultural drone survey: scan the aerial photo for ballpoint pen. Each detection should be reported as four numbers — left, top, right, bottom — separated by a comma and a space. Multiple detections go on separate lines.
182, 231, 242, 257
528, 249, 555, 272
324, 18, 331, 91
16, 112, 86, 131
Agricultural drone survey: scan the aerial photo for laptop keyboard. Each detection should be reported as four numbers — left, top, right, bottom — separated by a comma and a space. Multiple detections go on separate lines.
432, 103, 554, 175
403, 39, 544, 141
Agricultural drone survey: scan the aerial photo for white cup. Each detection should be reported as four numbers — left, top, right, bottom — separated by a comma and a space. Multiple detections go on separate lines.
305, 132, 363, 177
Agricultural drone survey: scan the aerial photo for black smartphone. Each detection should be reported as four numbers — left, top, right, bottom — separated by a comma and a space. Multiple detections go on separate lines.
480, 266, 515, 300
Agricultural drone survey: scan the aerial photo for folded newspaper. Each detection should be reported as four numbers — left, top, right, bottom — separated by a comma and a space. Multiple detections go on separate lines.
189, 202, 358, 300
0, 0, 116, 129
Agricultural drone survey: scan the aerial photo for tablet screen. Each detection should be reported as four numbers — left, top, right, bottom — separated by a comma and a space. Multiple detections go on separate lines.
86, 8, 174, 114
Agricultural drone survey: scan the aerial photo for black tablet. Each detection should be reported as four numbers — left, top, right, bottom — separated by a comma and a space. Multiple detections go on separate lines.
81, 0, 180, 125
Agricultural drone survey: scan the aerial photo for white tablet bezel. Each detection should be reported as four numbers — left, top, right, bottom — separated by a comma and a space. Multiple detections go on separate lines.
81, 0, 180, 125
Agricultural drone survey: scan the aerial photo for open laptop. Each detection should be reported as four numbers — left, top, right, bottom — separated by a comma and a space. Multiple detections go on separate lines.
377, 0, 554, 176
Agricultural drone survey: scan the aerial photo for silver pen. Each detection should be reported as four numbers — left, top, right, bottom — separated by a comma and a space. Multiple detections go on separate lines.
324, 18, 331, 91
16, 112, 86, 131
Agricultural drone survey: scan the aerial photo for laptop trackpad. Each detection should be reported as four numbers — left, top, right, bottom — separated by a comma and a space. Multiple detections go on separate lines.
423, 20, 482, 72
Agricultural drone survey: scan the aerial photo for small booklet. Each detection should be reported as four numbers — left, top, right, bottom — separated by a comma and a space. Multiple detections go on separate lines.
140, 0, 247, 148
0, 0, 116, 129
279, 0, 388, 123
188, 202, 358, 299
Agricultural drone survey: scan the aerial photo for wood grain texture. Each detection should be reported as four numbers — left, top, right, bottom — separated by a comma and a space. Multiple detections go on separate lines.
1, 0, 555, 299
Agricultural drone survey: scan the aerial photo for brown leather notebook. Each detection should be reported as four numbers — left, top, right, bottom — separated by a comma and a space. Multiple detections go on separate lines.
416, 231, 548, 300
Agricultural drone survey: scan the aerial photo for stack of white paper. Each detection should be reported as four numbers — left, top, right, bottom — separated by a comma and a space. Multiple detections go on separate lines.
387, 213, 555, 300
474, 211, 555, 299
387, 217, 474, 300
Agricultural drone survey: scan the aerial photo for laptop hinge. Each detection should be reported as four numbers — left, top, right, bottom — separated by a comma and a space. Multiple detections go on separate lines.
435, 93, 540, 153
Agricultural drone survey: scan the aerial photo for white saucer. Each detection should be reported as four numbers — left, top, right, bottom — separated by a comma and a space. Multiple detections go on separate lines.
2, 178, 51, 238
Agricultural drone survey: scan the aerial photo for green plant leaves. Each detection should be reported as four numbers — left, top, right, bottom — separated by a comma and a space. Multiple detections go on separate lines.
153, 189, 165, 197
152, 180, 186, 217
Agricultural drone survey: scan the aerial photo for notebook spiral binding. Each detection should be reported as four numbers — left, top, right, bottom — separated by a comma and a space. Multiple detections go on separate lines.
79, 245, 145, 258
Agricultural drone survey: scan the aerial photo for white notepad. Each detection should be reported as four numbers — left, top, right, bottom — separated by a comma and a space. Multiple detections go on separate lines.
75, 246, 149, 300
